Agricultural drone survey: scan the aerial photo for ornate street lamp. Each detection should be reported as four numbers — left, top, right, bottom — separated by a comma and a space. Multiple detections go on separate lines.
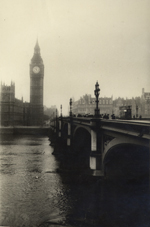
53, 112, 55, 126
55, 109, 58, 133
60, 104, 62, 117
136, 105, 138, 118
70, 98, 72, 117
56, 109, 57, 124
56, 109, 57, 118
94, 81, 100, 117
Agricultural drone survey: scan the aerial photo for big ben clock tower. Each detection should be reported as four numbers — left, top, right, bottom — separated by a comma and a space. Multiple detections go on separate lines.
30, 40, 44, 126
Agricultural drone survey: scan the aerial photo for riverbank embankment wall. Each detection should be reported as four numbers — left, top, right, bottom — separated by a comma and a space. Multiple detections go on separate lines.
0, 126, 49, 136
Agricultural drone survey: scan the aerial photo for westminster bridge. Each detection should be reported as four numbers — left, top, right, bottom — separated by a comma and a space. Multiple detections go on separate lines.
50, 116, 150, 178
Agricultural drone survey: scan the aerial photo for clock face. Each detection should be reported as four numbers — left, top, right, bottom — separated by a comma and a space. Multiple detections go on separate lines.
33, 66, 40, 73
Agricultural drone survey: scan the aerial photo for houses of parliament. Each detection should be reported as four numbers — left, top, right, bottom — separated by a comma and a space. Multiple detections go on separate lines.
0, 41, 44, 126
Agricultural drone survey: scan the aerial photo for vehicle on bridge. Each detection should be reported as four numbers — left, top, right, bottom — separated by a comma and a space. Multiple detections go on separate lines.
119, 105, 132, 120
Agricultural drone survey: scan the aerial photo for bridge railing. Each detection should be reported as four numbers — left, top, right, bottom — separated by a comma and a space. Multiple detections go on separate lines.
51, 116, 150, 136
100, 119, 150, 130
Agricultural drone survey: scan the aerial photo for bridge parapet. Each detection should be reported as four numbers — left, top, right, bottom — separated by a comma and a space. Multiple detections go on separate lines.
100, 119, 150, 141
60, 118, 150, 139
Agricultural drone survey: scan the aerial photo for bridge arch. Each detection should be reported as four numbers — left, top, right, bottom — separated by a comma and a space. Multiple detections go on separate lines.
102, 138, 149, 179
73, 125, 91, 137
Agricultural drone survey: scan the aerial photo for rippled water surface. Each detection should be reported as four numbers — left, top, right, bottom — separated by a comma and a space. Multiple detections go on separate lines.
0, 134, 150, 227
0, 134, 69, 227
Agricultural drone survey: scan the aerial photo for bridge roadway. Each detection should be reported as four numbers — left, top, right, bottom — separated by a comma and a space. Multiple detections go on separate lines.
51, 117, 150, 177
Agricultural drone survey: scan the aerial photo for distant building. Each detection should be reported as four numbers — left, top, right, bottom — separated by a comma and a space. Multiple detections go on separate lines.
0, 82, 23, 126
113, 97, 142, 118
44, 105, 58, 120
113, 97, 124, 117
141, 88, 150, 118
72, 94, 113, 116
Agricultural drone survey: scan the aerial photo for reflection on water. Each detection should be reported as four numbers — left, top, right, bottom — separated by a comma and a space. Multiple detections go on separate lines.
0, 134, 150, 227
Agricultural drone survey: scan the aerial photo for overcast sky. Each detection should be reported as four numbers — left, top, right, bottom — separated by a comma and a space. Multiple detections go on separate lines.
0, 0, 150, 114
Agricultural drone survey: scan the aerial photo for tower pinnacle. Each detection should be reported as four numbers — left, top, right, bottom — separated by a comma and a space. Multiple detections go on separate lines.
31, 40, 43, 64
34, 39, 40, 54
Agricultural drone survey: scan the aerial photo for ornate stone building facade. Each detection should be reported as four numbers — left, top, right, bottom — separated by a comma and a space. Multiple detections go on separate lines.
72, 88, 150, 119
113, 97, 142, 118
141, 88, 150, 118
72, 94, 113, 116
0, 82, 23, 126
112, 88, 150, 119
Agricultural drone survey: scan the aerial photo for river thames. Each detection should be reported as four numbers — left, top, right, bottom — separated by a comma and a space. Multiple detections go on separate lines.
0, 134, 150, 227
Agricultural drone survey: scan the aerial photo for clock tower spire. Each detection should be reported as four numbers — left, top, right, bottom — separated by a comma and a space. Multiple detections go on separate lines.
34, 39, 40, 54
30, 40, 44, 126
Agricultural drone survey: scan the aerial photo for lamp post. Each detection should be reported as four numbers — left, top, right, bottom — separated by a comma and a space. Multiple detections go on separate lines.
136, 105, 138, 118
94, 81, 100, 117
59, 105, 62, 138
60, 104, 62, 117
53, 112, 55, 127
55, 109, 57, 132
70, 98, 72, 117
56, 109, 57, 118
